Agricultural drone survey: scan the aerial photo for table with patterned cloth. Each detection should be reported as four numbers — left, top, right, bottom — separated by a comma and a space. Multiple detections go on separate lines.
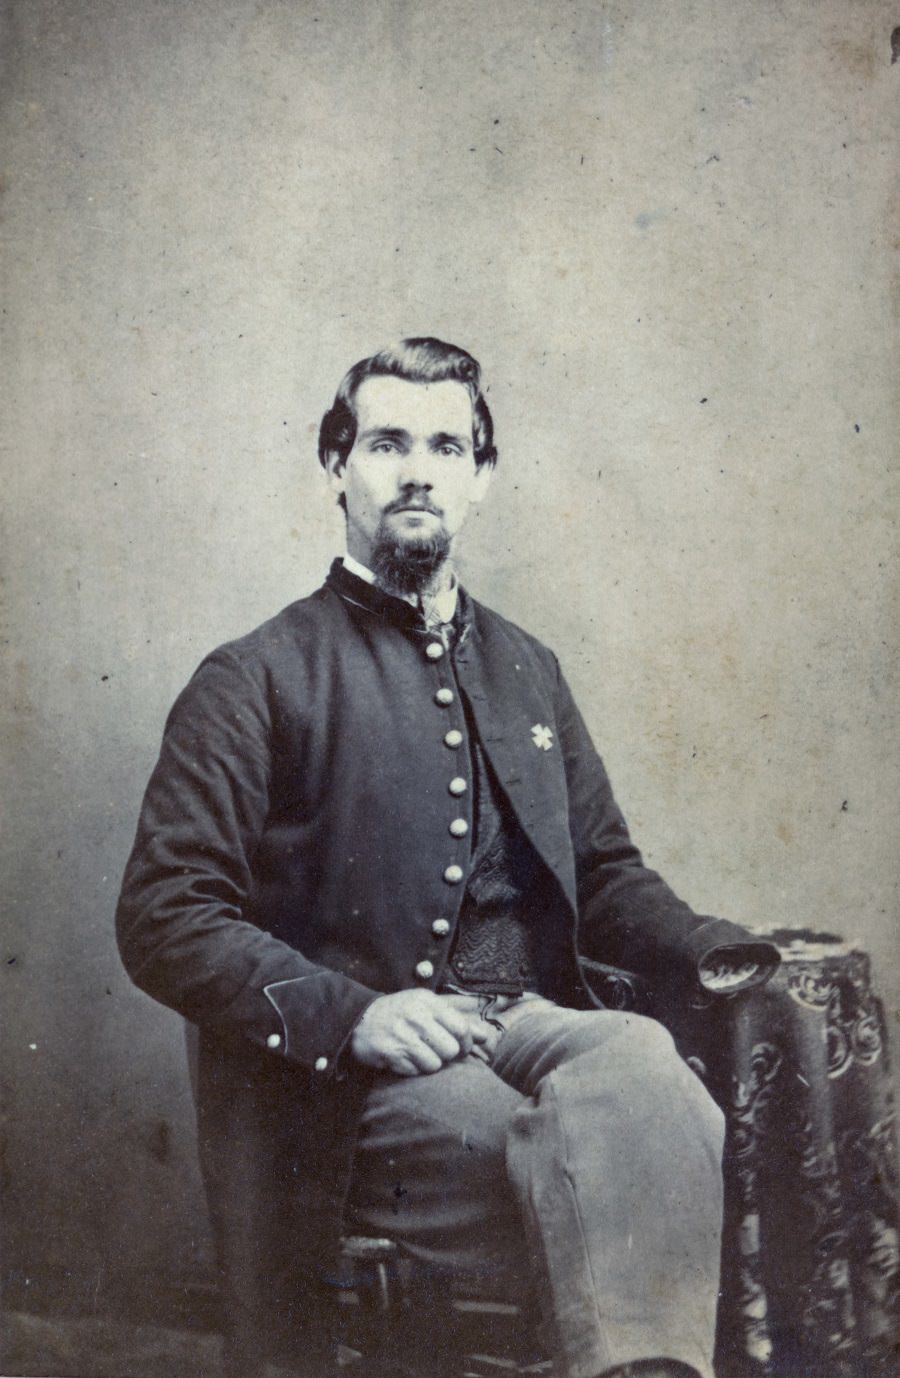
663, 929, 899, 1378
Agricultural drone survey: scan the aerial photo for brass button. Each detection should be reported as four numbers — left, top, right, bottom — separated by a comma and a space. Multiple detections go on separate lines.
314, 1056, 328, 1072
443, 729, 463, 749
448, 777, 467, 796
449, 818, 468, 838
432, 919, 451, 937
435, 687, 454, 706
415, 960, 435, 980
266, 1033, 281, 1050
443, 864, 464, 885
425, 642, 444, 661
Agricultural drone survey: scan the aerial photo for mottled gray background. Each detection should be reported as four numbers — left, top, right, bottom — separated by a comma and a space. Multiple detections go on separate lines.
2, 0, 897, 1351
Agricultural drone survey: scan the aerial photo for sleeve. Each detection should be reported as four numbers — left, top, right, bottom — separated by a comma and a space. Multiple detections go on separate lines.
115, 649, 379, 1078
553, 663, 779, 997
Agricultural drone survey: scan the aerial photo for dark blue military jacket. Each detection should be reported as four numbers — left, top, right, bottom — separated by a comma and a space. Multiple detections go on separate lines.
116, 560, 766, 1349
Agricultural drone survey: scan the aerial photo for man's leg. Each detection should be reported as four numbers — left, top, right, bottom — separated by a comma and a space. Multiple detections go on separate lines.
345, 1055, 539, 1373
492, 1001, 725, 1378
346, 1053, 529, 1290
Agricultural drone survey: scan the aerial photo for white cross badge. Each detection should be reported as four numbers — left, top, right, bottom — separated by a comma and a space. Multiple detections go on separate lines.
531, 723, 554, 751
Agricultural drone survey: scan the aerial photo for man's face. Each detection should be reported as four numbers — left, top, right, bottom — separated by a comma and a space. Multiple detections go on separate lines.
326, 375, 492, 570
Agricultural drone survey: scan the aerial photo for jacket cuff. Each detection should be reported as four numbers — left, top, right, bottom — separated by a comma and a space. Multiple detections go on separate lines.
262, 971, 380, 1079
697, 942, 781, 994
680, 918, 781, 994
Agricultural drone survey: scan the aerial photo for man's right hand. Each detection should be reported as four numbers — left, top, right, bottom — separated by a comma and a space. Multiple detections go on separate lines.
350, 990, 498, 1076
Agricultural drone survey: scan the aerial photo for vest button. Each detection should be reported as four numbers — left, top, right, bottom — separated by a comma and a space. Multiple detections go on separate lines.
443, 864, 464, 885
435, 687, 454, 706
431, 919, 451, 937
266, 1033, 281, 1050
443, 729, 463, 749
415, 960, 435, 980
425, 642, 444, 661
449, 818, 468, 838
314, 1056, 328, 1072
448, 777, 467, 796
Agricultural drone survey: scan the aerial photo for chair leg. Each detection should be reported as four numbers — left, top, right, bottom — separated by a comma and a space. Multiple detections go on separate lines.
335, 1243, 408, 1377
360, 1259, 403, 1374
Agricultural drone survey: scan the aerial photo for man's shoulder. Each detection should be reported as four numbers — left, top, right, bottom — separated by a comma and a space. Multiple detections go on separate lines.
193, 578, 341, 679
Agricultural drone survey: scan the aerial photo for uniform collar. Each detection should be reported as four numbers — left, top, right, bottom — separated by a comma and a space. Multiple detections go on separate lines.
327, 558, 470, 637
341, 552, 459, 625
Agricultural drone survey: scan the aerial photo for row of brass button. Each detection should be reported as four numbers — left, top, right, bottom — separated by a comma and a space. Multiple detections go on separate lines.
426, 638, 464, 982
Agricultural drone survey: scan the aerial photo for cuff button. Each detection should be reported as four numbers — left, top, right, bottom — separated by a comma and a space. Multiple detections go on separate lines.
266, 1033, 282, 1050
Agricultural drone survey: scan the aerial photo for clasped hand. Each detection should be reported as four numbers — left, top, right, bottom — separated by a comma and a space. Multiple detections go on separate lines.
351, 990, 501, 1077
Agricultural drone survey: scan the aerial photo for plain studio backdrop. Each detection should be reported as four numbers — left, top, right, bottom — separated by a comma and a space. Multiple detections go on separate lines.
1, 0, 897, 1340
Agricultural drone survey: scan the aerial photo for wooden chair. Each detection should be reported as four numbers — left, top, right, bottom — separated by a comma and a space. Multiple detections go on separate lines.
329, 1234, 551, 1377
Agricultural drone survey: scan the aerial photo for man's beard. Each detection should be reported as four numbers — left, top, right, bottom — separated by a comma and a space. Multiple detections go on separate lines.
371, 513, 451, 598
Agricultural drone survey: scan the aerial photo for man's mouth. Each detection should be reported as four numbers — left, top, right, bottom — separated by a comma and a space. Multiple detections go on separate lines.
387, 502, 441, 517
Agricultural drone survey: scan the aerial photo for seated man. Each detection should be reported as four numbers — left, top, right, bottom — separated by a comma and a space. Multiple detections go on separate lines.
116, 337, 779, 1378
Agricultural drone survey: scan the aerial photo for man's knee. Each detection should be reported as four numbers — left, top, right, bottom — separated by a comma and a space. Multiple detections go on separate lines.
539, 1008, 678, 1071
532, 1010, 724, 1139
603, 1011, 678, 1064
597, 1013, 726, 1146
361, 1054, 523, 1157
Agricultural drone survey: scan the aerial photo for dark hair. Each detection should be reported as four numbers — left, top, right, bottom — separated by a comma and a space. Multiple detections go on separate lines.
318, 337, 498, 472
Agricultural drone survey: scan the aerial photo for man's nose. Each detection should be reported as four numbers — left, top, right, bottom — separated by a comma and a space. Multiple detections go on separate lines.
396, 444, 434, 489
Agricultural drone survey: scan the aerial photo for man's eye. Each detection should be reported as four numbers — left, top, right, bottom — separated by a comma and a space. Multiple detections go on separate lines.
437, 445, 461, 457
371, 442, 398, 454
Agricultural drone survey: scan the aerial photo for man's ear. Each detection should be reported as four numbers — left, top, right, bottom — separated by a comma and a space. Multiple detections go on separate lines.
324, 450, 346, 499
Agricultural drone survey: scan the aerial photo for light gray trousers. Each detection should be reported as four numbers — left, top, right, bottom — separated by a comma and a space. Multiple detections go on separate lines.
347, 999, 726, 1378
